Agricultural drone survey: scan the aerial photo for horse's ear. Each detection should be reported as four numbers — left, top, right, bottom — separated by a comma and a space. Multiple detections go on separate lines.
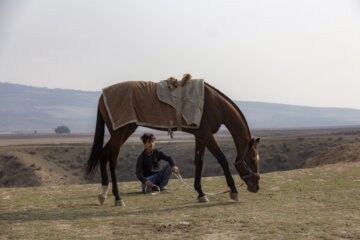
249, 138, 255, 146
254, 138, 260, 147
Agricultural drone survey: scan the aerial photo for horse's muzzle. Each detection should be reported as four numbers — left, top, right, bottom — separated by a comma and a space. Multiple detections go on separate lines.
247, 184, 259, 193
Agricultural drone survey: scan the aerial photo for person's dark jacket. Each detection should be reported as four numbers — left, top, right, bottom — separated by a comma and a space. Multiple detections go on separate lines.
136, 149, 176, 183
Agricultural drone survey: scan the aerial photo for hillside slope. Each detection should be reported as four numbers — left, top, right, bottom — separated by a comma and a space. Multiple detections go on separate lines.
305, 143, 360, 167
1, 137, 360, 188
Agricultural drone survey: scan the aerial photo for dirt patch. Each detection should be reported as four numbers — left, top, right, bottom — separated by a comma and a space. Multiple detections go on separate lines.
0, 153, 42, 187
0, 149, 81, 187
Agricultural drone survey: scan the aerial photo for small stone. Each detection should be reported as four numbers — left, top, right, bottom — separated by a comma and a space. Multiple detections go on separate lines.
179, 221, 190, 226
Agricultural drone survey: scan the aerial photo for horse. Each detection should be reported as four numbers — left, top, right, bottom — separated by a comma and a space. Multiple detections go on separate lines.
85, 76, 260, 206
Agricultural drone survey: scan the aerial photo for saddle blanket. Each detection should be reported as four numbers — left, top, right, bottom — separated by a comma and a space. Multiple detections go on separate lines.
102, 80, 204, 131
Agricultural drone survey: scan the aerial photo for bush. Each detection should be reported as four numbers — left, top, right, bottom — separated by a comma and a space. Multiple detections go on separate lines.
54, 126, 71, 134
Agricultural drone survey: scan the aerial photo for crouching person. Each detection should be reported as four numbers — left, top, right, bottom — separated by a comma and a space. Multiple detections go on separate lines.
136, 132, 179, 193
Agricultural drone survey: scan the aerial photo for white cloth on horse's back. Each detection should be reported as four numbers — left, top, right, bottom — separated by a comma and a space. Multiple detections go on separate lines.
102, 80, 204, 131
156, 79, 204, 128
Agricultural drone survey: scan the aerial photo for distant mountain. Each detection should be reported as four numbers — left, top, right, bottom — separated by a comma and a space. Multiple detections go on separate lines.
0, 82, 359, 133
0, 82, 100, 133
237, 101, 360, 129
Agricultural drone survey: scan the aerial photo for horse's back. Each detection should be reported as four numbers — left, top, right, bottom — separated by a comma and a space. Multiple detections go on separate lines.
103, 80, 156, 96
102, 80, 175, 131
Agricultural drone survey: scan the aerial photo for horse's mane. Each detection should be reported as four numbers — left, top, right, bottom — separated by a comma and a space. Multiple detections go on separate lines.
205, 82, 251, 137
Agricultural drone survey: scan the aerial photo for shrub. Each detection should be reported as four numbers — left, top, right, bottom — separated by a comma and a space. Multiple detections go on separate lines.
54, 126, 71, 134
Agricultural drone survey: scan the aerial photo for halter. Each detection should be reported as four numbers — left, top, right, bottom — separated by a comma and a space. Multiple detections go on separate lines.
234, 144, 260, 180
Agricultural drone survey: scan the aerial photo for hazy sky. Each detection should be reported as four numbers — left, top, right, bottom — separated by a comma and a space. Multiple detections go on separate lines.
1, 0, 360, 109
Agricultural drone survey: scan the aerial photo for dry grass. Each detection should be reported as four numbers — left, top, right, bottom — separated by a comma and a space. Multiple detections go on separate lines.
1, 129, 360, 239
1, 161, 359, 240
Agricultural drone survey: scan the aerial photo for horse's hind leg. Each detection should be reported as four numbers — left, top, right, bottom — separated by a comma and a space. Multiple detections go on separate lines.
109, 144, 123, 206
98, 141, 110, 205
109, 124, 137, 207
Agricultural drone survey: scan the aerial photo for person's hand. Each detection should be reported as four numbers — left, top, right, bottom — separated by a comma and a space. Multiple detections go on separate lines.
145, 180, 153, 189
171, 166, 179, 174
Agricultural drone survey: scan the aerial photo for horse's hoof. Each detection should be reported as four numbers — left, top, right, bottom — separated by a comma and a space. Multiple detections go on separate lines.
230, 192, 239, 202
115, 199, 125, 207
98, 194, 106, 205
198, 195, 209, 203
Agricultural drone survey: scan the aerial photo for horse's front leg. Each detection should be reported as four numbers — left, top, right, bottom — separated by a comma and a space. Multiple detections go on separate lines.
194, 138, 208, 202
204, 135, 239, 202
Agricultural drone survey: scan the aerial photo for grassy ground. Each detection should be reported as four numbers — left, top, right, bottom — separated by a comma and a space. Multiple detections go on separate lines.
1, 161, 359, 240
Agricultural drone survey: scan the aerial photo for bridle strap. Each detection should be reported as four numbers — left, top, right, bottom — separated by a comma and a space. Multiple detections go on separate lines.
234, 144, 259, 180
241, 157, 259, 180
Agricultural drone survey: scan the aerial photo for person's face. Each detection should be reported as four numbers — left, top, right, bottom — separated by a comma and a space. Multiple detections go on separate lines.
144, 139, 155, 152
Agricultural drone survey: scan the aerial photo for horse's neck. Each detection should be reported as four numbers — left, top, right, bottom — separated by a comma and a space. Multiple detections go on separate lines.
222, 100, 251, 156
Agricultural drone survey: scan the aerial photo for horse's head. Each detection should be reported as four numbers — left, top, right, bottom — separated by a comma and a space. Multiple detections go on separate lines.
234, 138, 260, 193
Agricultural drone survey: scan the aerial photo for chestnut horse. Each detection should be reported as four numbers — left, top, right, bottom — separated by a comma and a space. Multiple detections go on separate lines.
86, 81, 260, 206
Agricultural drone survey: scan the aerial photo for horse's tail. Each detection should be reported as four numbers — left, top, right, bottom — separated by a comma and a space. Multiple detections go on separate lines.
85, 106, 105, 178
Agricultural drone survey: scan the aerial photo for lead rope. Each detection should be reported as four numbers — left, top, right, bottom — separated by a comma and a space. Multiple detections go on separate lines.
173, 172, 244, 196
146, 173, 244, 196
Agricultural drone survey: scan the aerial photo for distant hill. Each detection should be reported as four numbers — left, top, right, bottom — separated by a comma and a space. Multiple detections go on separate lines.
237, 101, 360, 129
1, 82, 360, 133
0, 82, 99, 133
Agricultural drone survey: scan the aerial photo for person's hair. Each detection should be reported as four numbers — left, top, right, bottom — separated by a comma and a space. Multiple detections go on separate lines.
140, 133, 156, 144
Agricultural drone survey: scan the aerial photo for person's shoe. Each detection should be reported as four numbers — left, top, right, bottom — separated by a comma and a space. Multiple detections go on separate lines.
160, 186, 167, 192
151, 186, 159, 192
144, 186, 160, 193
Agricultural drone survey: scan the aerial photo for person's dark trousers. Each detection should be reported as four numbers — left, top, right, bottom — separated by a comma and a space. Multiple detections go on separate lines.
141, 164, 172, 193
